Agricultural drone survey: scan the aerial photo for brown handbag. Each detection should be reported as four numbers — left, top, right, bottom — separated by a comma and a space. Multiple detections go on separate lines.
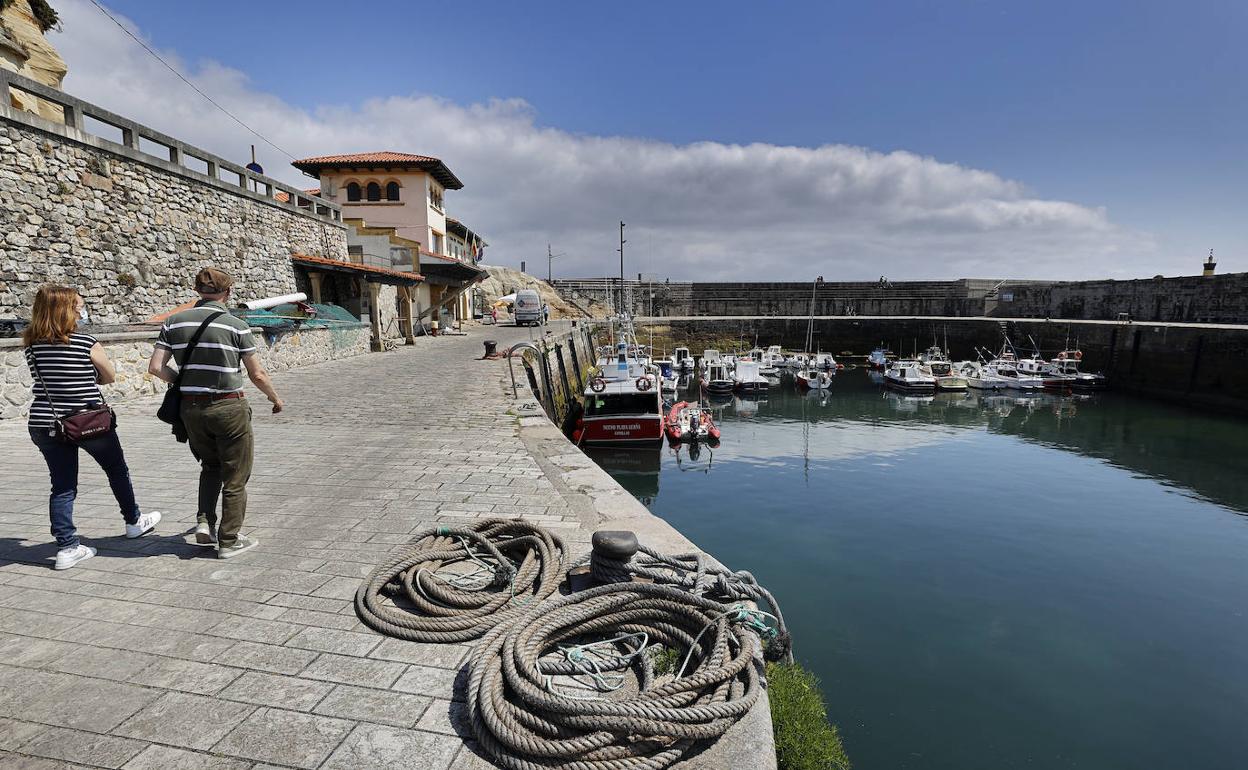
26, 347, 117, 443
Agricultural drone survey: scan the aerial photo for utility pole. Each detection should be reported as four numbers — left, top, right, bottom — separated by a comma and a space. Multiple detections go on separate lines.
618, 221, 627, 316
546, 244, 565, 283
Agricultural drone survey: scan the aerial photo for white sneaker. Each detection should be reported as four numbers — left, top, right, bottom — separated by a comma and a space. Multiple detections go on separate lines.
125, 511, 162, 539
54, 544, 96, 570
194, 520, 217, 546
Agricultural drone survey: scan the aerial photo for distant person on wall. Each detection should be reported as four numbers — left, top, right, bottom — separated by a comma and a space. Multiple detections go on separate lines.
24, 285, 161, 570
542, 303, 551, 324
147, 268, 283, 559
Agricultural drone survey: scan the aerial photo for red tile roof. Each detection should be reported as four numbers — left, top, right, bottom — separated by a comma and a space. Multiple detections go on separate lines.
292, 254, 424, 284
291, 151, 463, 190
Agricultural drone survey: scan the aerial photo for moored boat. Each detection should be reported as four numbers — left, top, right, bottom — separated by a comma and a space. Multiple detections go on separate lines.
883, 360, 937, 392
1048, 350, 1107, 391
795, 368, 834, 390
664, 401, 721, 443
573, 340, 664, 446
700, 360, 735, 394
867, 346, 893, 370
733, 360, 771, 392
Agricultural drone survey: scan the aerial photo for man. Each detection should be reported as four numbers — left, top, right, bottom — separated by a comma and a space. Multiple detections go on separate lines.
147, 268, 283, 559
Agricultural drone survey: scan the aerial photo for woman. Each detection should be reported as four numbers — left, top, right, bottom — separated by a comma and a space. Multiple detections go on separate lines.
24, 285, 160, 570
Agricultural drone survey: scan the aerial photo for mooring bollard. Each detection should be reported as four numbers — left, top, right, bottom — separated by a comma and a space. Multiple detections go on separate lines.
483, 339, 498, 357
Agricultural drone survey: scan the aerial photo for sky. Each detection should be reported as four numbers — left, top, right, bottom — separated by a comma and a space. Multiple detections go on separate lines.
43, 0, 1247, 280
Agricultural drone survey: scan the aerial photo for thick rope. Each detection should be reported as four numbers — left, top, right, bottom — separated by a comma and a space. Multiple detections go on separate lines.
583, 545, 793, 663
355, 519, 567, 643
466, 581, 766, 770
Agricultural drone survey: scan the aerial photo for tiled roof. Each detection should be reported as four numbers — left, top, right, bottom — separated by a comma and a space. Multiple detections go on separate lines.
292, 254, 424, 284
291, 151, 463, 190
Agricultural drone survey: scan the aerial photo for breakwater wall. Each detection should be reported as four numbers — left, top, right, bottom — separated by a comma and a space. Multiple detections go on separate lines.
1, 69, 348, 324
645, 316, 1248, 414
552, 272, 1248, 323
505, 324, 599, 430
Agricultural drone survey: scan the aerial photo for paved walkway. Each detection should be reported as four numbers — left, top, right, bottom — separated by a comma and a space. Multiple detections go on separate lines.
0, 324, 592, 769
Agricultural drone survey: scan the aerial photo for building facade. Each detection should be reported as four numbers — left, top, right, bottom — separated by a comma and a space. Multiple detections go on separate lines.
292, 151, 486, 327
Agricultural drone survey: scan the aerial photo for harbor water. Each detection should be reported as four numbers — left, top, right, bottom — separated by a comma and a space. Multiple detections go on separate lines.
585, 371, 1248, 770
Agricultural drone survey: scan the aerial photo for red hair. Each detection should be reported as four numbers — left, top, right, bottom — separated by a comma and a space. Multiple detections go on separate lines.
23, 285, 80, 346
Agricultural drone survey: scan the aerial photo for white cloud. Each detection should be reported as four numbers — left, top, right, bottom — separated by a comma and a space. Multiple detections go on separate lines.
50, 0, 1157, 281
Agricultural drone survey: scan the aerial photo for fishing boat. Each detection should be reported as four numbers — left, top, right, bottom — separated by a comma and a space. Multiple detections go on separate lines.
701, 349, 722, 371
918, 347, 967, 390
762, 345, 787, 371
867, 346, 892, 370
733, 360, 771, 392
785, 352, 809, 370
657, 361, 679, 394
794, 368, 834, 390
959, 361, 1006, 390
985, 356, 1043, 391
573, 339, 664, 446
669, 346, 694, 373
1047, 350, 1107, 390
883, 360, 937, 392
664, 401, 721, 443
700, 360, 735, 395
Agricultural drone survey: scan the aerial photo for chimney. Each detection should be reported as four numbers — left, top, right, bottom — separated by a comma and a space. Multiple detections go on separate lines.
1203, 249, 1216, 277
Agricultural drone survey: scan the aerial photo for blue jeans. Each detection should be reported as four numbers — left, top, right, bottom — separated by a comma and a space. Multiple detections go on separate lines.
28, 427, 142, 549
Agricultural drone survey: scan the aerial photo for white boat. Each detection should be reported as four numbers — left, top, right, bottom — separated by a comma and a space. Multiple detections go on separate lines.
762, 346, 787, 371
669, 347, 694, 372
811, 352, 838, 371
701, 360, 735, 394
883, 360, 937, 392
794, 368, 834, 390
959, 361, 1006, 390
867, 346, 892, 370
985, 356, 1043, 391
701, 349, 722, 371
785, 352, 809, 370
918, 348, 967, 391
733, 360, 771, 392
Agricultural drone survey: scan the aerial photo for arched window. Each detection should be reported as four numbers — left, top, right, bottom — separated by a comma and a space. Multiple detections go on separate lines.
345, 182, 361, 202
366, 182, 381, 201
385, 181, 401, 201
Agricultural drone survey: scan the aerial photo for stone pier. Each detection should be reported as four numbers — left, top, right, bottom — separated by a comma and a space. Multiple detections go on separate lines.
0, 323, 774, 769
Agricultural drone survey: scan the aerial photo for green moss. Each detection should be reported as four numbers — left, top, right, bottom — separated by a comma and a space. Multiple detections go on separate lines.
648, 645, 681, 676
767, 662, 850, 770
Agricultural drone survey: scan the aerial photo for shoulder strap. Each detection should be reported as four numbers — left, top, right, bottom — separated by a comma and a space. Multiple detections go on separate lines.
174, 311, 226, 388
25, 347, 61, 417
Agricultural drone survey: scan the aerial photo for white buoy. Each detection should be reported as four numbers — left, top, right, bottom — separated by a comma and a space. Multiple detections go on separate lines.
242, 292, 308, 311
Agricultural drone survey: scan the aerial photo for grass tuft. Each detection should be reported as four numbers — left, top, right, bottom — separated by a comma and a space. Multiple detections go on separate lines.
648, 645, 681, 676
767, 662, 850, 770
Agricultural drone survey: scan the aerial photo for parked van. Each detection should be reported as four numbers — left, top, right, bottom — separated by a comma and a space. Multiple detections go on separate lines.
513, 289, 543, 326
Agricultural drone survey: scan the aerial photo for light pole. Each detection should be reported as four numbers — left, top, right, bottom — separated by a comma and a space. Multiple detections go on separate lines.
806, 275, 824, 353
618, 221, 627, 316
547, 244, 565, 283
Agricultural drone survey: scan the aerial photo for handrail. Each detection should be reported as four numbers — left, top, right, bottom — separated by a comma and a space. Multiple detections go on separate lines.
0, 69, 342, 225
505, 342, 540, 400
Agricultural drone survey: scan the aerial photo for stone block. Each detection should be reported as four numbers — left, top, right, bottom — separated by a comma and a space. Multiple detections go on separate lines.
321, 723, 459, 770
211, 707, 353, 769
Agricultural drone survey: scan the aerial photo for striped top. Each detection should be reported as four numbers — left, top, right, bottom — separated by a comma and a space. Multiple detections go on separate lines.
155, 301, 259, 394
26, 333, 104, 429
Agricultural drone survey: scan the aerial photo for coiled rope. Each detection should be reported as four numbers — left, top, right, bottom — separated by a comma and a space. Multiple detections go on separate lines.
355, 519, 567, 643
582, 543, 793, 663
466, 581, 767, 770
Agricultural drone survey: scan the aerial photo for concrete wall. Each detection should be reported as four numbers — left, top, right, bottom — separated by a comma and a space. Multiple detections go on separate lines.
647, 316, 1248, 414
991, 273, 1248, 323
552, 274, 1248, 324
1, 69, 347, 325
0, 324, 371, 420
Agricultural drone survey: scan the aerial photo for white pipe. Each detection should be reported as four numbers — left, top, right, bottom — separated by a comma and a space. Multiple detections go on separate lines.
242, 292, 308, 311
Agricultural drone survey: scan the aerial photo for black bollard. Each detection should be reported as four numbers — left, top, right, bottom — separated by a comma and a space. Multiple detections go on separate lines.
483, 340, 498, 357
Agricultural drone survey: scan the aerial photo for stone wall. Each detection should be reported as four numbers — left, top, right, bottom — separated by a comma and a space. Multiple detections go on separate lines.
990, 273, 1248, 323
375, 284, 400, 342
0, 119, 348, 323
0, 324, 370, 420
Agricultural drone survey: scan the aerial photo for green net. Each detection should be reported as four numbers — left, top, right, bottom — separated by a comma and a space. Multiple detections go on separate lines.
234, 303, 367, 331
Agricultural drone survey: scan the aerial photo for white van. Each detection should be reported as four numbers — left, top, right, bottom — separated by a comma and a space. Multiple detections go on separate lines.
513, 289, 543, 326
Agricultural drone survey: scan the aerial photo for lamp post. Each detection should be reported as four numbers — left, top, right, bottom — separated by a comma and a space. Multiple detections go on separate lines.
547, 244, 565, 283
806, 275, 824, 353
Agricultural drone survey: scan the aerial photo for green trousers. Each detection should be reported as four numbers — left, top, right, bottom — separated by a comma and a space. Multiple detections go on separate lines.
181, 397, 253, 547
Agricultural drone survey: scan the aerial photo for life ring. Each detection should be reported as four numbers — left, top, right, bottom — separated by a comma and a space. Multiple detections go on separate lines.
590, 377, 607, 393
1074, 350, 1083, 360
636, 377, 652, 391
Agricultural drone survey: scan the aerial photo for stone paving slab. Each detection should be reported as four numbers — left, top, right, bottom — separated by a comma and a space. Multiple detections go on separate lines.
0, 323, 775, 769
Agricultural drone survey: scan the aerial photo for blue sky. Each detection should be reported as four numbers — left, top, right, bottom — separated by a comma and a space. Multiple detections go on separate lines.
55, 0, 1247, 278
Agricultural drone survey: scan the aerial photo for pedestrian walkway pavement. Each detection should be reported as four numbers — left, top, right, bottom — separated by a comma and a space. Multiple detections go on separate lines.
0, 324, 596, 769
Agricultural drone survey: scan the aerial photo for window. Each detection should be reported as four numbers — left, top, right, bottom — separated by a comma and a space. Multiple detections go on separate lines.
429, 183, 444, 211
346, 182, 361, 201
385, 181, 401, 201
432, 232, 444, 254
366, 182, 381, 201
586, 394, 660, 416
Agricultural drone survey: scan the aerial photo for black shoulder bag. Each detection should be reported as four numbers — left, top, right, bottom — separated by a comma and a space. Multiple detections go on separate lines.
26, 347, 116, 444
157, 311, 225, 443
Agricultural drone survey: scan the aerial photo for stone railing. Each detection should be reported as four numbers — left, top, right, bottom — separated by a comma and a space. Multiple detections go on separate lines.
0, 323, 370, 421
0, 68, 341, 224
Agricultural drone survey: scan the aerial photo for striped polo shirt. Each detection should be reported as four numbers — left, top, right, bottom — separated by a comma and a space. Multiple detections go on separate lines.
26, 333, 104, 429
155, 301, 258, 394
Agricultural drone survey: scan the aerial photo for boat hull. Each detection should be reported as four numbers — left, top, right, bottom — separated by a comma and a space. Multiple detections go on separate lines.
578, 415, 664, 446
